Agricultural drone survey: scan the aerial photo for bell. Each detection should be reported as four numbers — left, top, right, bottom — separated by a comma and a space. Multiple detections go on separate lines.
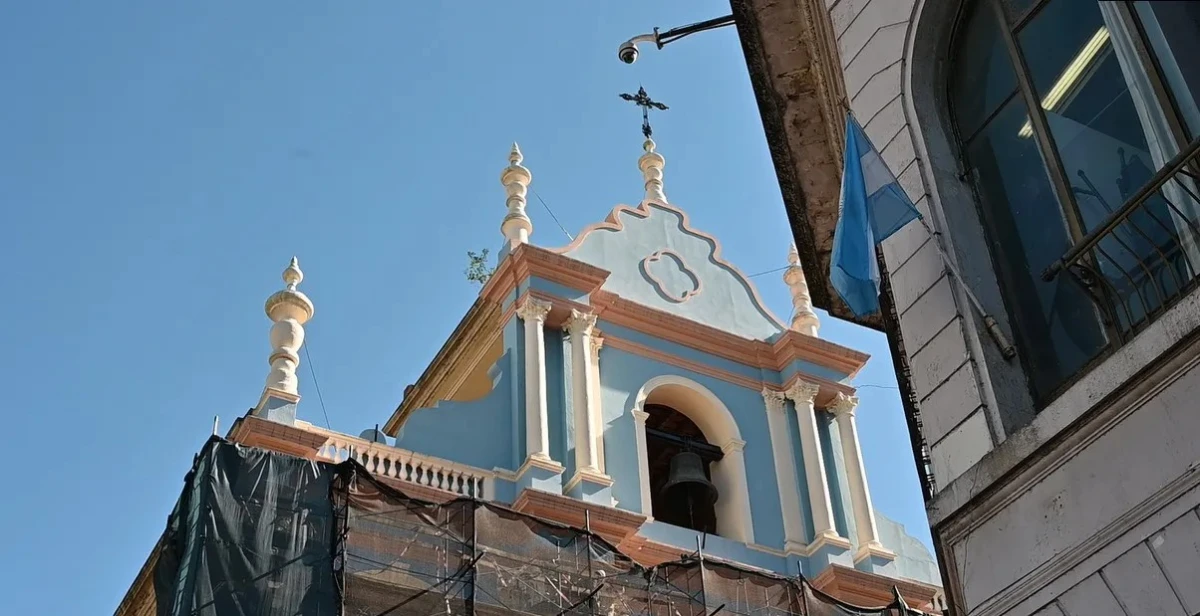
661, 451, 718, 505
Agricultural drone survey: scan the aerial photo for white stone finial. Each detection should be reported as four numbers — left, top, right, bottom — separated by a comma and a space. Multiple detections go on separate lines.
783, 243, 820, 337
501, 142, 533, 247
263, 257, 315, 396
638, 138, 667, 203
283, 256, 302, 289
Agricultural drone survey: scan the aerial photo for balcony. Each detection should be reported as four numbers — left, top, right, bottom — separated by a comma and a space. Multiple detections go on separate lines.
312, 427, 492, 499
1045, 135, 1200, 349
228, 415, 493, 500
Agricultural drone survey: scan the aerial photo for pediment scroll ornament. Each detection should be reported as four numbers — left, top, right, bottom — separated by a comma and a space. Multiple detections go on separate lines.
640, 249, 701, 303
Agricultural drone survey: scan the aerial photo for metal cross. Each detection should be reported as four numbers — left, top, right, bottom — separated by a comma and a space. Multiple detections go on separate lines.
619, 86, 669, 139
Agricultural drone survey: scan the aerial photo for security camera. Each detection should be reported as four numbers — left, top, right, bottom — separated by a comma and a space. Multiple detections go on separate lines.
618, 41, 639, 64
616, 33, 658, 65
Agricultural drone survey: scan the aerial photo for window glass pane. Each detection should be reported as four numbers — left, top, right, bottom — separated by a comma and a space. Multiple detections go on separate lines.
1133, 0, 1200, 138
1019, 0, 1200, 331
950, 3, 1018, 139
1002, 0, 1039, 24
964, 96, 1109, 399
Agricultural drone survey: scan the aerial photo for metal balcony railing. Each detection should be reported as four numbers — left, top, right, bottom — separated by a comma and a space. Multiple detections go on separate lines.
1044, 135, 1200, 342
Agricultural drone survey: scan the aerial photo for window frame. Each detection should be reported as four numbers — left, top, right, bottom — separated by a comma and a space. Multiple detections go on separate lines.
944, 0, 1196, 406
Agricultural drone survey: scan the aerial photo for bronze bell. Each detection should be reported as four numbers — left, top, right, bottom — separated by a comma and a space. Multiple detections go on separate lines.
662, 451, 719, 505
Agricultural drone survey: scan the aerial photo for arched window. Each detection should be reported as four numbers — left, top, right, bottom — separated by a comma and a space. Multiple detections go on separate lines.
631, 375, 755, 543
948, 0, 1200, 401
644, 403, 719, 534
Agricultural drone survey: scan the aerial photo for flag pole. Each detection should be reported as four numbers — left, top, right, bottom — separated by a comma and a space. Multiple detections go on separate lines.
840, 100, 1016, 360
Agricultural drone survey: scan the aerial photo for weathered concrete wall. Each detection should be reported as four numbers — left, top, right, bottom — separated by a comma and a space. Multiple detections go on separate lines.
945, 347, 1200, 614
824, 0, 998, 489
736, 0, 1200, 612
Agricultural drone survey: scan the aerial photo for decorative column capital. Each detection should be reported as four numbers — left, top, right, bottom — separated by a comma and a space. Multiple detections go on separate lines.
590, 334, 605, 362
567, 309, 597, 336
516, 297, 552, 323
632, 408, 650, 424
829, 392, 859, 418
761, 388, 788, 413
785, 380, 820, 405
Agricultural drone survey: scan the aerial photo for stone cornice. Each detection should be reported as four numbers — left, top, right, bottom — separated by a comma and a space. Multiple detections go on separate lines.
482, 242, 611, 304
810, 564, 942, 612
591, 290, 868, 378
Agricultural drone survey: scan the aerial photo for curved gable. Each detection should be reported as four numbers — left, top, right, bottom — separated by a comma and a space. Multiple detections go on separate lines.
554, 201, 788, 341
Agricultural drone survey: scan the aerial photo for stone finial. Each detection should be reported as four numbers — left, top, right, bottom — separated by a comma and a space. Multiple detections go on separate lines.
638, 138, 667, 203
501, 142, 533, 247
783, 244, 820, 337
263, 257, 315, 396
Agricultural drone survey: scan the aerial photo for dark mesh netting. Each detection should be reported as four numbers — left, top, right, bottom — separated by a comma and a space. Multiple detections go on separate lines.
153, 437, 339, 616
335, 466, 924, 616
148, 439, 927, 616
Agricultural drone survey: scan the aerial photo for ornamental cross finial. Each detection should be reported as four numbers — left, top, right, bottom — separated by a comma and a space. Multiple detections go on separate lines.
619, 86, 668, 139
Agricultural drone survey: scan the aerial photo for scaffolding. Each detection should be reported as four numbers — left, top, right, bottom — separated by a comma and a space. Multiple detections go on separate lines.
148, 438, 921, 616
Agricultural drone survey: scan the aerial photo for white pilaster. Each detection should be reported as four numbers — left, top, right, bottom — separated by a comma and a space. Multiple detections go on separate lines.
517, 298, 553, 462
712, 438, 755, 544
567, 309, 601, 473
786, 380, 841, 542
589, 334, 606, 473
632, 408, 653, 517
830, 393, 887, 560
763, 388, 807, 554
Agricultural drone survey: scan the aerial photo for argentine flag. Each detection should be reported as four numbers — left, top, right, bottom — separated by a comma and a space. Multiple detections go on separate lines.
831, 113, 923, 317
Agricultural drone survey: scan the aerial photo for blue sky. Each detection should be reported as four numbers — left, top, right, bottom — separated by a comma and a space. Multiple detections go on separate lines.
0, 2, 931, 612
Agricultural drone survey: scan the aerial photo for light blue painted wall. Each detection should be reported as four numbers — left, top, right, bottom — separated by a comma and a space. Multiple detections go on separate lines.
545, 328, 568, 466
396, 315, 524, 472
599, 321, 765, 381
396, 352, 515, 470
528, 276, 590, 304
560, 329, 577, 479
819, 416, 853, 541
779, 357, 853, 385
562, 203, 786, 341
876, 514, 941, 585
785, 403, 817, 541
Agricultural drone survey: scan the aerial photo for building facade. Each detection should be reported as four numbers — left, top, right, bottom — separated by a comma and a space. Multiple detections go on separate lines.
117, 140, 943, 614
733, 0, 1200, 614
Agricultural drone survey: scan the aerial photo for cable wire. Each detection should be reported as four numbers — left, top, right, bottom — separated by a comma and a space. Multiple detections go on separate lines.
303, 342, 333, 430
746, 264, 788, 278
530, 187, 574, 241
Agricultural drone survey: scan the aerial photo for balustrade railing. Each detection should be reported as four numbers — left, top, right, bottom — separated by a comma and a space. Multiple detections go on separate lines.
1044, 135, 1200, 344
315, 433, 489, 499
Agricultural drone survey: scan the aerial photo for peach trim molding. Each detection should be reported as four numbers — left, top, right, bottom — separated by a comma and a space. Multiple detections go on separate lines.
550, 200, 792, 330
811, 564, 941, 612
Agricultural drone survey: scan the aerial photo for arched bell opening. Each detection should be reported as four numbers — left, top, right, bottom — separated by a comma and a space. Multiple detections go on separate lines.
644, 403, 722, 534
